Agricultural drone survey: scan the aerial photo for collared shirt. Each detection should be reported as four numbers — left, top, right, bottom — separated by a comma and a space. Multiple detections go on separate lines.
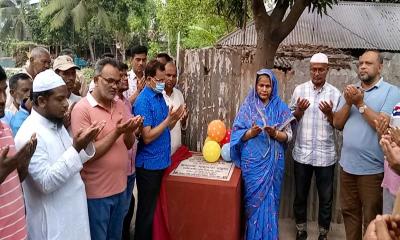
0, 122, 27, 240
14, 109, 95, 240
68, 93, 81, 105
7, 104, 18, 115
10, 108, 29, 137
163, 88, 185, 155
134, 86, 171, 170
290, 81, 341, 167
123, 70, 138, 100
116, 95, 137, 176
0, 110, 14, 126
71, 93, 130, 198
338, 78, 400, 175
382, 102, 400, 195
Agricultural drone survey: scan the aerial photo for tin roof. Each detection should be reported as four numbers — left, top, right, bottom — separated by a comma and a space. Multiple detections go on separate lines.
217, 1, 400, 51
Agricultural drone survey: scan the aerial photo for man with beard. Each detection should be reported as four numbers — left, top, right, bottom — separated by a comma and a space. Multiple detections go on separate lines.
0, 65, 37, 240
14, 69, 104, 240
124, 46, 147, 105
333, 50, 400, 240
71, 58, 142, 240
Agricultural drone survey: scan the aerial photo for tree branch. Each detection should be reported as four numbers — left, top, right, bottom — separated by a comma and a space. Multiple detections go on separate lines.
270, 0, 289, 24
276, 0, 310, 42
252, 0, 269, 25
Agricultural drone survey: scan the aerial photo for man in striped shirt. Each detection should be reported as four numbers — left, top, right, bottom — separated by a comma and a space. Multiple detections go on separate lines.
289, 53, 341, 240
0, 66, 37, 240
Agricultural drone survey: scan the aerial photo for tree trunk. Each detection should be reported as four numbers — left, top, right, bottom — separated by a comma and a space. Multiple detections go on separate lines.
254, 25, 279, 69
88, 36, 95, 63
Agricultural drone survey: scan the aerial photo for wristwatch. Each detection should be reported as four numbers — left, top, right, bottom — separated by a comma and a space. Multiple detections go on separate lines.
358, 104, 367, 114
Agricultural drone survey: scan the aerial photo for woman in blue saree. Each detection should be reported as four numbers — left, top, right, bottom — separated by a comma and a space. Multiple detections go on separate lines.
230, 69, 295, 240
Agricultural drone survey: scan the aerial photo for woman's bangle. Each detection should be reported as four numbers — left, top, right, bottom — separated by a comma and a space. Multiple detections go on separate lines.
274, 130, 278, 138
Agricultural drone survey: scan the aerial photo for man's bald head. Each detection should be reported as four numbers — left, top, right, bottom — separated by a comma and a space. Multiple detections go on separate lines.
165, 61, 177, 93
29, 47, 51, 79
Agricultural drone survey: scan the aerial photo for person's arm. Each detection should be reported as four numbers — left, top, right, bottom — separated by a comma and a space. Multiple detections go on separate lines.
15, 134, 87, 194
0, 147, 17, 184
141, 119, 170, 145
333, 91, 352, 130
71, 103, 121, 161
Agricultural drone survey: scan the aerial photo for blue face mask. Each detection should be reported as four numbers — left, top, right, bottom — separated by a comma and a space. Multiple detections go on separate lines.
152, 79, 165, 93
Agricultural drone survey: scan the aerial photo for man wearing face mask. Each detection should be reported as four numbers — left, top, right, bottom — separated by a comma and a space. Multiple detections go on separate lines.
133, 60, 185, 240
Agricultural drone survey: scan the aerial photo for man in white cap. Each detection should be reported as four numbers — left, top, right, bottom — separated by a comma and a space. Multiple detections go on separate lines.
14, 69, 105, 240
289, 53, 341, 240
53, 55, 82, 105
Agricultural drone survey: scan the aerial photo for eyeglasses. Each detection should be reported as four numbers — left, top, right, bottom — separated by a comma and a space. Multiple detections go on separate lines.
98, 75, 121, 86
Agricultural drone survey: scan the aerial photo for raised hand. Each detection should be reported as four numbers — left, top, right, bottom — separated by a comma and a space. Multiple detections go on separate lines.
264, 125, 277, 138
14, 133, 37, 170
245, 122, 262, 140
296, 97, 310, 112
389, 127, 400, 146
344, 86, 353, 105
73, 121, 105, 152
347, 85, 364, 107
375, 115, 390, 138
124, 115, 144, 134
63, 102, 77, 128
168, 105, 185, 125
319, 100, 333, 115
380, 137, 400, 175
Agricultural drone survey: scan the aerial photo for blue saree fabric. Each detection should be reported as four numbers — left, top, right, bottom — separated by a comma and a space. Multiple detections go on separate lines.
230, 69, 294, 240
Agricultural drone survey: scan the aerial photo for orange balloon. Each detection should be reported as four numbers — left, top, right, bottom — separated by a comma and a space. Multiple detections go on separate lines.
207, 120, 227, 142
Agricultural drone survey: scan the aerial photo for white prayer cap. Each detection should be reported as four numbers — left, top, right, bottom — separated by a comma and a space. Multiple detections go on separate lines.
310, 53, 329, 64
33, 69, 66, 92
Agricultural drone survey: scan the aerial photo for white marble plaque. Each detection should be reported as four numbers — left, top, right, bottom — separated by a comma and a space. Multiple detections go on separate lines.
170, 155, 235, 181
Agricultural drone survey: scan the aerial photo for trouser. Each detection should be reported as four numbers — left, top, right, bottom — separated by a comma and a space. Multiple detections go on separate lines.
122, 173, 136, 240
383, 187, 396, 214
340, 167, 383, 240
293, 161, 335, 232
134, 167, 164, 240
87, 190, 126, 240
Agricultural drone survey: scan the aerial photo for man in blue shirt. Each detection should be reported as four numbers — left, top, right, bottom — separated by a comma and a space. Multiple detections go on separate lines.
133, 59, 184, 240
334, 50, 400, 240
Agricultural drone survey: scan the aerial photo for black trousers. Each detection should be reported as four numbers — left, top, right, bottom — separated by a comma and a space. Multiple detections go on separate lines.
293, 161, 335, 230
133, 167, 164, 240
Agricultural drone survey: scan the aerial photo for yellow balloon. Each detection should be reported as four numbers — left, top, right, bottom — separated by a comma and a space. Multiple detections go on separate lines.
204, 137, 213, 144
203, 141, 221, 163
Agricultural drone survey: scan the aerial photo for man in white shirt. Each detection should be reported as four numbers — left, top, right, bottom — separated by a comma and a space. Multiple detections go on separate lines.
289, 53, 341, 240
14, 69, 104, 240
124, 45, 147, 105
162, 61, 188, 155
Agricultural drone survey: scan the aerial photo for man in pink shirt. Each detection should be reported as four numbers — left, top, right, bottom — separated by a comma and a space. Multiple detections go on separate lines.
71, 58, 142, 240
0, 66, 37, 240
